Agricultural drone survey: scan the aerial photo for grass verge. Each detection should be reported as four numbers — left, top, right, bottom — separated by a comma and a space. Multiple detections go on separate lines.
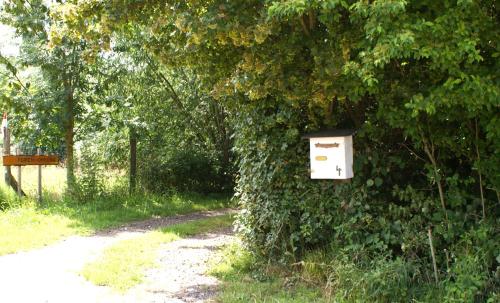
0, 208, 77, 255
208, 242, 329, 303
81, 214, 234, 292
0, 181, 232, 255
209, 242, 494, 303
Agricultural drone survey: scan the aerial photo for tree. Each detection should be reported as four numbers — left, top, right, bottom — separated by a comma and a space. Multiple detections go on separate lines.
57, 0, 499, 199
106, 31, 235, 193
62, 28, 235, 194
1, 0, 97, 192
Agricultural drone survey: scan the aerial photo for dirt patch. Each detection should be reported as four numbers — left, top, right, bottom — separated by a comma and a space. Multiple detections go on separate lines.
96, 208, 237, 236
124, 228, 234, 303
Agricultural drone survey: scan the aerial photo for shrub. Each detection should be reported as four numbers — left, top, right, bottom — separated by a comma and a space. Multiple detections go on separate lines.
443, 223, 500, 303
72, 144, 106, 202
0, 186, 10, 211
232, 95, 499, 299
140, 149, 232, 194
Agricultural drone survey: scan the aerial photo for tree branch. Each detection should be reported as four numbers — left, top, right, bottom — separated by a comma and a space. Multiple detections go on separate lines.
300, 15, 310, 36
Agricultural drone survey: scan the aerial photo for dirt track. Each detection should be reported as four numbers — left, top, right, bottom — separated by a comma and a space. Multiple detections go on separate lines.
0, 209, 234, 303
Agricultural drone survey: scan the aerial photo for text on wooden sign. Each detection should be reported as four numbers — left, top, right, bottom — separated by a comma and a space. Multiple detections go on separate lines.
3, 155, 59, 166
314, 143, 339, 148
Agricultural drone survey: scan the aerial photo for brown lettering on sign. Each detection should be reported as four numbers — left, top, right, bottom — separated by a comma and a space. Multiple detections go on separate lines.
315, 143, 339, 148
3, 155, 59, 166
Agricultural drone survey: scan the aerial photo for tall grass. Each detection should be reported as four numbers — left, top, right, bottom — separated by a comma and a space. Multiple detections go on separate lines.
210, 241, 499, 303
209, 242, 330, 303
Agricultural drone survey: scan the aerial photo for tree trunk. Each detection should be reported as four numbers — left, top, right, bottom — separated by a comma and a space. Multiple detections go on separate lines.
8, 173, 26, 196
129, 127, 137, 194
474, 119, 486, 219
65, 86, 76, 194
3, 126, 26, 196
420, 129, 448, 222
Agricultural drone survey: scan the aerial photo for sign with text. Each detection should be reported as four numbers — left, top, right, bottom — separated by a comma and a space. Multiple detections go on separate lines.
3, 155, 59, 166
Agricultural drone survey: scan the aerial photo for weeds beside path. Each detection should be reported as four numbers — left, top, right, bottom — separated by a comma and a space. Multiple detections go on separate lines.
0, 209, 235, 303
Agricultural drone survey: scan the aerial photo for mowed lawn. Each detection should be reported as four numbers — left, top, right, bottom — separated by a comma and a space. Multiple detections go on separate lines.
0, 165, 233, 255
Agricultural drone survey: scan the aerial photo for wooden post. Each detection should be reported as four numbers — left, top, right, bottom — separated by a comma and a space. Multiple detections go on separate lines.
428, 227, 439, 284
129, 127, 137, 194
16, 148, 22, 197
3, 122, 10, 185
37, 148, 42, 204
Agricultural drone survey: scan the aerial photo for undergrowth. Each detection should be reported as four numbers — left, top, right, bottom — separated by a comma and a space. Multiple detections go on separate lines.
209, 242, 329, 303
210, 236, 499, 303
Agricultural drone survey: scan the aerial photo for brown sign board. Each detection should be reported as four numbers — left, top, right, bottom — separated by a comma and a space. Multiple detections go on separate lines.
315, 143, 339, 148
3, 155, 59, 166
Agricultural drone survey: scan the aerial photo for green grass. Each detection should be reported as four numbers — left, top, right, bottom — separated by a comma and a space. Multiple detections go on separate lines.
0, 165, 232, 255
1, 165, 122, 198
81, 214, 234, 292
208, 243, 452, 303
17, 165, 67, 197
0, 192, 231, 255
0, 207, 76, 255
49, 191, 232, 231
208, 242, 329, 303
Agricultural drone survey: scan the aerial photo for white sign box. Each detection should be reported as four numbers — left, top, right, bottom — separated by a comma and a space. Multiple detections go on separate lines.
303, 130, 354, 179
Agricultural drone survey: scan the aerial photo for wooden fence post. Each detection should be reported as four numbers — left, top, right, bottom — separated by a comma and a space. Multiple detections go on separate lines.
16, 148, 22, 197
38, 148, 42, 204
129, 127, 137, 194
3, 123, 10, 185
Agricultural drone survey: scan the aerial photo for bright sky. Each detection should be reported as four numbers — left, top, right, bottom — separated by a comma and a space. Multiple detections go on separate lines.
0, 0, 20, 57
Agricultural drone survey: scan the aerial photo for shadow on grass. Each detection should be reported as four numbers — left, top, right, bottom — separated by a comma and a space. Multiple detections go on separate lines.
0, 182, 234, 255
40, 190, 234, 234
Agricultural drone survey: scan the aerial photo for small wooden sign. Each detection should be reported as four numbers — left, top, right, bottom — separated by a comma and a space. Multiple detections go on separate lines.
315, 143, 339, 148
3, 155, 59, 166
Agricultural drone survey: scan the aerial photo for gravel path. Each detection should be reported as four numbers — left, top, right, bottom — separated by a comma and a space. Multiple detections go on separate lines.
125, 228, 234, 303
0, 209, 235, 303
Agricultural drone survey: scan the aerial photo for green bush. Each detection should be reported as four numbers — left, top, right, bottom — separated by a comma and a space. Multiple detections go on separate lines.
72, 144, 106, 202
232, 94, 499, 298
443, 224, 500, 303
298, 237, 500, 302
141, 149, 232, 194
0, 185, 11, 211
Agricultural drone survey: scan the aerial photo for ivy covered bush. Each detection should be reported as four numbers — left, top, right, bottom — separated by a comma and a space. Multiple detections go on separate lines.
232, 97, 499, 300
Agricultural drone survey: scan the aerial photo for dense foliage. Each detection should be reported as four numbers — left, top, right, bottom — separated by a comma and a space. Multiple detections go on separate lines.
0, 1, 234, 195
96, 37, 235, 194
0, 0, 101, 191
2, 0, 499, 301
